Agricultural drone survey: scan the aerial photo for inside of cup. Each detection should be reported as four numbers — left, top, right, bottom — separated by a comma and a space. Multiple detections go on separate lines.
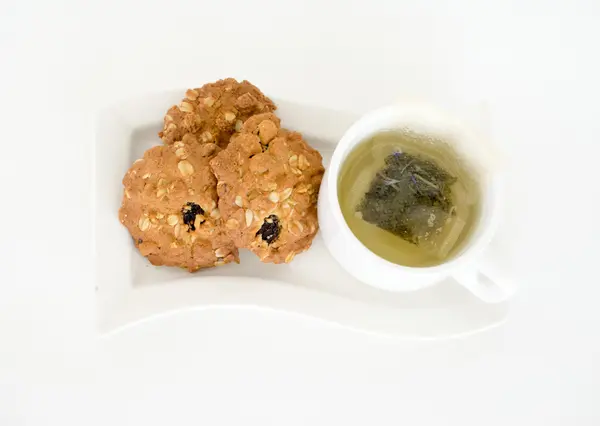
332, 104, 499, 269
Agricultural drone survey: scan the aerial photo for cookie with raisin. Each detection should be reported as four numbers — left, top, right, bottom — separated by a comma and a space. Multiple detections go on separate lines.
119, 135, 238, 271
210, 113, 324, 263
159, 78, 276, 148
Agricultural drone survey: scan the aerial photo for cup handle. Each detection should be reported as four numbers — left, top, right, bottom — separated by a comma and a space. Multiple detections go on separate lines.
451, 254, 516, 303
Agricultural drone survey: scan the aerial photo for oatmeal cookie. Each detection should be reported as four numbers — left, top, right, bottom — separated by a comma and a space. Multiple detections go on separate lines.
119, 135, 239, 271
159, 78, 276, 148
210, 113, 324, 263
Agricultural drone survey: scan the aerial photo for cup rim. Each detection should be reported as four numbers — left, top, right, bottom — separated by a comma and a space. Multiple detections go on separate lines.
325, 103, 502, 276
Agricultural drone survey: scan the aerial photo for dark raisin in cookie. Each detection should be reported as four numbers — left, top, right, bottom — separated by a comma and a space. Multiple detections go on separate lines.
210, 113, 324, 263
119, 135, 239, 271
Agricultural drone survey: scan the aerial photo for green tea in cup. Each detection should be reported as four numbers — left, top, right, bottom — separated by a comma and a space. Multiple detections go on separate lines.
338, 130, 481, 267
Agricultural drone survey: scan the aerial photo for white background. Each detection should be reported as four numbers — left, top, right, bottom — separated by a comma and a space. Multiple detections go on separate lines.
1, 0, 600, 424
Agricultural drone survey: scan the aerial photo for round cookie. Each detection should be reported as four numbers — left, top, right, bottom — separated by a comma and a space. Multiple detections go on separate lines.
159, 78, 276, 148
210, 113, 324, 263
119, 135, 239, 271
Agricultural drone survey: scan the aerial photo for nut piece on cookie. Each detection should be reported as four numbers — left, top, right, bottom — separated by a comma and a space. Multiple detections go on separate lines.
119, 141, 239, 272
210, 114, 324, 264
159, 78, 276, 148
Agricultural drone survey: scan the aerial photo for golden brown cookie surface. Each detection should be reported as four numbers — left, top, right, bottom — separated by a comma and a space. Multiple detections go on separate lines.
159, 78, 276, 148
210, 113, 324, 263
119, 137, 239, 271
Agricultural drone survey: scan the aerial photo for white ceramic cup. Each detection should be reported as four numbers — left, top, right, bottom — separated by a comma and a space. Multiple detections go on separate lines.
318, 103, 514, 303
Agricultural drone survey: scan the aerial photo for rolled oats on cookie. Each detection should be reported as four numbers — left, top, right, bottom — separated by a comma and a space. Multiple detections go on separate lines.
210, 113, 324, 264
159, 78, 276, 148
119, 137, 239, 271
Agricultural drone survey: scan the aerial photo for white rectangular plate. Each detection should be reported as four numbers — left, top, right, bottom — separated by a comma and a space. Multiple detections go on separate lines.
95, 91, 510, 339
